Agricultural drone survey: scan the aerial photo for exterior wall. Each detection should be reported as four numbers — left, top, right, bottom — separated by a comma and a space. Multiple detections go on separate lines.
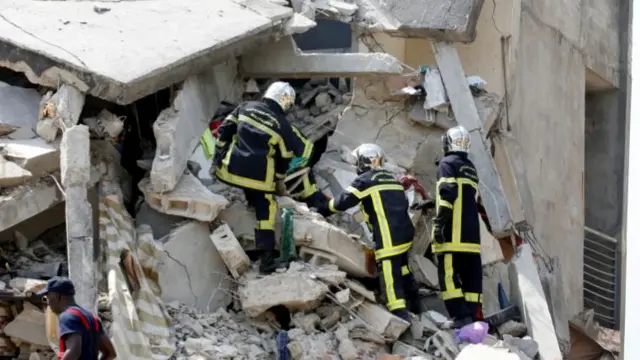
366, 0, 623, 316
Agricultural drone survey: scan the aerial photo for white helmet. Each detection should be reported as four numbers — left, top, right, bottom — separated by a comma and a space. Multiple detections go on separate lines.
352, 143, 385, 174
263, 81, 296, 112
442, 126, 470, 154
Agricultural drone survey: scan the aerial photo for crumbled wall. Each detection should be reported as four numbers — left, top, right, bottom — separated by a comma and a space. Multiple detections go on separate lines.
329, 76, 444, 191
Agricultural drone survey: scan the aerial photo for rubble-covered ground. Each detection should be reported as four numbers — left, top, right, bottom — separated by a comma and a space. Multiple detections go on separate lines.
0, 58, 621, 360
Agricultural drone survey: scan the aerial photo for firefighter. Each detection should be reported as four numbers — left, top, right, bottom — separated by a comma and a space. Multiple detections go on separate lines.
214, 81, 315, 274
432, 125, 484, 328
321, 143, 421, 321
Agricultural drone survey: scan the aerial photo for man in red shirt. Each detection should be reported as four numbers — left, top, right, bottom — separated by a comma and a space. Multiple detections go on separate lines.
38, 277, 116, 360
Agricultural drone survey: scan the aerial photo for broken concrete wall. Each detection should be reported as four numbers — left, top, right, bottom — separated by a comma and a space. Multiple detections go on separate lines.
150, 59, 243, 192
157, 221, 232, 313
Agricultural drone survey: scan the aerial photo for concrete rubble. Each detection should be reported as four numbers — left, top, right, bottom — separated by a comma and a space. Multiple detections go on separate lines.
0, 0, 596, 359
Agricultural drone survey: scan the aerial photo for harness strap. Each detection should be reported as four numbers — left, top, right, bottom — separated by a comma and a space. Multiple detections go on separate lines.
57, 308, 100, 359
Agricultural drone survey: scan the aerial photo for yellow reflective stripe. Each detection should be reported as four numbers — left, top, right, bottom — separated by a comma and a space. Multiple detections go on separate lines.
382, 260, 406, 311
215, 137, 276, 192
276, 173, 285, 179
299, 173, 318, 199
432, 242, 481, 253
328, 199, 338, 213
452, 178, 463, 245
291, 126, 313, 160
257, 194, 277, 230
375, 242, 412, 260
441, 254, 464, 300
371, 190, 393, 250
401, 265, 410, 276
464, 292, 482, 303
238, 114, 280, 139
348, 184, 405, 199
225, 114, 238, 122
440, 200, 453, 209
442, 289, 464, 300
200, 129, 216, 160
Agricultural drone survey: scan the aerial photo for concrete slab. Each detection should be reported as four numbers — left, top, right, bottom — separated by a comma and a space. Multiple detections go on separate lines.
4, 303, 48, 347
209, 224, 251, 279
508, 245, 562, 360
158, 221, 232, 313
0, 0, 292, 105
354, 0, 484, 42
356, 301, 410, 340
0, 137, 59, 176
139, 171, 229, 222
240, 36, 404, 78
0, 156, 31, 187
240, 265, 346, 317
150, 60, 242, 192
0, 84, 40, 129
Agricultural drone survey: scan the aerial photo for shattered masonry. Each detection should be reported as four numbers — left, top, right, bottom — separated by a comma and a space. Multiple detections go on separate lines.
0, 0, 622, 359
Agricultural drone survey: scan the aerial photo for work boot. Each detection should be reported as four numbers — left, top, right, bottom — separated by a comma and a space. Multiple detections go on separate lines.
407, 296, 425, 315
392, 309, 411, 322
259, 251, 279, 274
259, 250, 289, 274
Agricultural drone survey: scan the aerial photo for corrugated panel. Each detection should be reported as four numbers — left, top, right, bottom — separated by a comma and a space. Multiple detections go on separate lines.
583, 227, 619, 328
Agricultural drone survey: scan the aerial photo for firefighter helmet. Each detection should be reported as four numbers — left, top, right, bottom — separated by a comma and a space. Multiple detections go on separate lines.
352, 143, 385, 174
442, 126, 471, 154
263, 81, 296, 112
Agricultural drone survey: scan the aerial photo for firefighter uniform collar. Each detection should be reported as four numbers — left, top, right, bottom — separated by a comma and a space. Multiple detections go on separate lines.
262, 98, 285, 116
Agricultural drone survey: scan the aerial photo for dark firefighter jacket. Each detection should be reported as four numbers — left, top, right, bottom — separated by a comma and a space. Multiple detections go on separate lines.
327, 168, 415, 260
432, 152, 481, 254
214, 99, 314, 193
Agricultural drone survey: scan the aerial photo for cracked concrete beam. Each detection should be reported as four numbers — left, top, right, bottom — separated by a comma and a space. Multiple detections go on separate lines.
432, 41, 512, 236
354, 0, 484, 42
0, 166, 102, 233
61, 125, 95, 311
493, 133, 536, 228
240, 36, 404, 78
158, 221, 232, 312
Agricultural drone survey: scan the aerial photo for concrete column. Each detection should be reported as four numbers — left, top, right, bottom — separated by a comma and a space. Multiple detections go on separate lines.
61, 125, 96, 311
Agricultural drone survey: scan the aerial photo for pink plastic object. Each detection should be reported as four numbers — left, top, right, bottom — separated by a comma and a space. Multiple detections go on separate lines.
454, 321, 489, 344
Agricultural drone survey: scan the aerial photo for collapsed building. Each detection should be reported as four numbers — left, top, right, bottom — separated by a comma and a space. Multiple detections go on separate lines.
0, 0, 626, 359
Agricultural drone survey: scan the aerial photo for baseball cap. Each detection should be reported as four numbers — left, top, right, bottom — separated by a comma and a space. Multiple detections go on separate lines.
36, 276, 76, 296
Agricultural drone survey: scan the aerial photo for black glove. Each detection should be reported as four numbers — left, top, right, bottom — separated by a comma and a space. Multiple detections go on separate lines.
411, 199, 436, 212
432, 207, 453, 243
433, 221, 446, 243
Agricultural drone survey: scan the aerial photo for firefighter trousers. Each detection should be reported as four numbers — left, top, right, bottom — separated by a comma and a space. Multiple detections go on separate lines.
243, 189, 277, 251
436, 252, 483, 320
377, 252, 421, 321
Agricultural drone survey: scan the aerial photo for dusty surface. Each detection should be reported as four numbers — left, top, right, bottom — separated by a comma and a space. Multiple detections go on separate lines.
0, 0, 291, 104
